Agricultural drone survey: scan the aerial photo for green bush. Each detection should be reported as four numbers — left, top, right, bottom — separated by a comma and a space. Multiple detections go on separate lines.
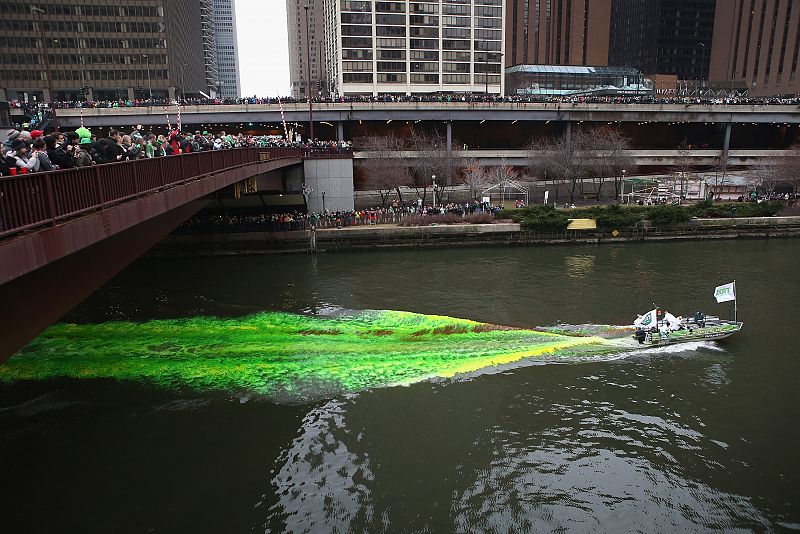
646, 204, 692, 226
690, 200, 784, 218
506, 204, 570, 231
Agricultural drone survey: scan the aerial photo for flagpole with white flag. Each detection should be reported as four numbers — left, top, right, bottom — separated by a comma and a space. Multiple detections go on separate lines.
713, 281, 737, 321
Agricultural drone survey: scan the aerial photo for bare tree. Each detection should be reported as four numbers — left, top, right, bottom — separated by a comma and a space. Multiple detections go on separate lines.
458, 158, 491, 200
408, 127, 458, 205
357, 134, 410, 206
579, 126, 634, 200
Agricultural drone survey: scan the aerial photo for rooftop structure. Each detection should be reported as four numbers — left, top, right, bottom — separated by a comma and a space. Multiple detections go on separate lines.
505, 65, 653, 96
287, 0, 327, 98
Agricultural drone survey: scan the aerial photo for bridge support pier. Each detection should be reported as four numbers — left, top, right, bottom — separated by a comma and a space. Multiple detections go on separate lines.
337, 122, 345, 144
446, 121, 453, 185
722, 123, 732, 163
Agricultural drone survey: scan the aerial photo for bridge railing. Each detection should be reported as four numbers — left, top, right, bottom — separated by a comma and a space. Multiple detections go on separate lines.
0, 147, 301, 239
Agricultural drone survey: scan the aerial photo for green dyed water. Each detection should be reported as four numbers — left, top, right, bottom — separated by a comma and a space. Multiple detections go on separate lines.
1, 240, 798, 532
1, 310, 623, 403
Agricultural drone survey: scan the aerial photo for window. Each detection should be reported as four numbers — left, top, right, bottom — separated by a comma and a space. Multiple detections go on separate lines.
343, 72, 373, 83
378, 73, 406, 82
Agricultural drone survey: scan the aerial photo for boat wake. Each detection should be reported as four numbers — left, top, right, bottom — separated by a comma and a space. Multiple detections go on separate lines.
0, 312, 725, 403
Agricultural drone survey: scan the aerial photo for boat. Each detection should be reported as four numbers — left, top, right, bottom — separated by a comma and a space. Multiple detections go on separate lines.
632, 282, 743, 346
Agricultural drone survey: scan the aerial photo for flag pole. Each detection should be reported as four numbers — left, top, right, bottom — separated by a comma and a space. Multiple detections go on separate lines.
733, 280, 737, 322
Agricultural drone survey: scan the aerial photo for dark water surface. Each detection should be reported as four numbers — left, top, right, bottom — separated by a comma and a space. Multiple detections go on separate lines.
2, 241, 799, 532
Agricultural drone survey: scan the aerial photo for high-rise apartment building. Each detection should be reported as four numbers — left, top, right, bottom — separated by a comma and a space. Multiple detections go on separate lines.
505, 0, 611, 68
609, 0, 716, 81
0, 0, 219, 102
287, 0, 327, 98
709, 0, 800, 96
323, 0, 505, 96
212, 0, 241, 98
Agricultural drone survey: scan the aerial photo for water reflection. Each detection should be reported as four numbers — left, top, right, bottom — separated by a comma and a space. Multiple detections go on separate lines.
266, 398, 376, 533
564, 255, 596, 279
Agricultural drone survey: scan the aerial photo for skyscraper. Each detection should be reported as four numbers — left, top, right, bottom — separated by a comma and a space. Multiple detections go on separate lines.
212, 0, 241, 99
0, 0, 218, 102
505, 0, 612, 68
287, 0, 327, 98
323, 0, 505, 96
609, 0, 716, 81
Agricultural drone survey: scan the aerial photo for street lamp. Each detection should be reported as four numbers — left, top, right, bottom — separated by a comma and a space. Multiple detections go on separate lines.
432, 174, 438, 208
698, 42, 706, 90
304, 5, 315, 142
621, 169, 627, 202
31, 5, 59, 130
321, 191, 326, 212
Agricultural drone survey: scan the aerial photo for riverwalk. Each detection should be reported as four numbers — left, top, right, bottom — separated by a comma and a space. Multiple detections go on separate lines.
149, 216, 800, 256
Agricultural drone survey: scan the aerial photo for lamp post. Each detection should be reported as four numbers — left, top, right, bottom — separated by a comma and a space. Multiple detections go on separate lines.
432, 174, 438, 207
322, 191, 326, 212
621, 169, 627, 202
31, 5, 58, 130
304, 5, 315, 142
698, 42, 706, 90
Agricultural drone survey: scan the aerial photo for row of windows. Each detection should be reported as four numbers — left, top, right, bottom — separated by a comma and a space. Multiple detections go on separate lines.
0, 37, 170, 50
0, 20, 163, 33
343, 26, 500, 40
0, 52, 168, 66
343, 49, 475, 61
340, 0, 502, 11
340, 14, 500, 27
1, 3, 161, 17
341, 37, 502, 51
2, 68, 168, 81
343, 61, 501, 73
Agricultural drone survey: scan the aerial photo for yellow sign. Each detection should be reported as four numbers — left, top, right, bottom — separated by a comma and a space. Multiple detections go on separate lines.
259, 151, 271, 161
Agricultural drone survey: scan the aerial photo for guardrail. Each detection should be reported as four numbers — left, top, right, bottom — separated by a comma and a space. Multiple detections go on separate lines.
0, 147, 301, 239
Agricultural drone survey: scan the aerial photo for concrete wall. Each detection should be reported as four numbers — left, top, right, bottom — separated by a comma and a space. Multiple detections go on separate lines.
302, 159, 354, 212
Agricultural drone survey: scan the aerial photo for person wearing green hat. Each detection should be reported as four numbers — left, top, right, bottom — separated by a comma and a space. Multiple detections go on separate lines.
75, 138, 93, 167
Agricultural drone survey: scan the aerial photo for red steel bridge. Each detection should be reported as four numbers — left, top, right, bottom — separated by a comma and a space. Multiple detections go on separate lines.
0, 148, 304, 362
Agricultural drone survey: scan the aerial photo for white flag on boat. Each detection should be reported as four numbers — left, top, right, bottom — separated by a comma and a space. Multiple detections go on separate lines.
634, 309, 658, 328
714, 282, 736, 303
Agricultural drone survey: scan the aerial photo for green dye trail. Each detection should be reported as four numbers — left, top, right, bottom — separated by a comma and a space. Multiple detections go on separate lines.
0, 310, 617, 402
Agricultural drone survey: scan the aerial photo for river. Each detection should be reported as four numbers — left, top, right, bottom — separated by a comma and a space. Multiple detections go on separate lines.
1, 240, 798, 532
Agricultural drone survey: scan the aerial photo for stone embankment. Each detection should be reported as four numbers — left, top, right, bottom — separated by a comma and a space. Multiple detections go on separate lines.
150, 216, 800, 257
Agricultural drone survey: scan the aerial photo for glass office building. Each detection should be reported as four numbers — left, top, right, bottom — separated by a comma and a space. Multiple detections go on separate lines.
324, 0, 506, 96
505, 65, 653, 96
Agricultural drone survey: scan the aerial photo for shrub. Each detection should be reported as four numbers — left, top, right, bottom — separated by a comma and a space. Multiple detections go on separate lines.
690, 200, 784, 218
509, 204, 570, 231
646, 204, 692, 226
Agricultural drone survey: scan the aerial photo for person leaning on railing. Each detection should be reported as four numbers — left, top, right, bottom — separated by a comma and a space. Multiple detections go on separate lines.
74, 138, 93, 167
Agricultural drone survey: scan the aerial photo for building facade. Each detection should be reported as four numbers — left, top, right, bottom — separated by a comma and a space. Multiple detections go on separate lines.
504, 0, 611, 68
709, 0, 800, 96
212, 0, 241, 98
0, 0, 218, 102
287, 0, 327, 98
323, 0, 506, 96
609, 0, 716, 82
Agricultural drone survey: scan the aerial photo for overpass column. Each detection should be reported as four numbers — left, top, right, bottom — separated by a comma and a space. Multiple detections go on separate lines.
565, 121, 572, 148
337, 122, 344, 144
446, 121, 453, 185
722, 122, 732, 163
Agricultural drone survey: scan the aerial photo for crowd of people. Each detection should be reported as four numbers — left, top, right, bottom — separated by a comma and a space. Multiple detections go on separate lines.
1, 123, 351, 176
176, 201, 500, 234
11, 93, 800, 111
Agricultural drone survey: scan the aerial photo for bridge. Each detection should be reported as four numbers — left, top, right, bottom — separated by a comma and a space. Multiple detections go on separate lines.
52, 101, 800, 159
0, 148, 307, 362
354, 148, 799, 168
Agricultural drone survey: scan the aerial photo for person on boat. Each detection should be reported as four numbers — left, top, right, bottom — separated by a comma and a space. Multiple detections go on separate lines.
694, 311, 706, 328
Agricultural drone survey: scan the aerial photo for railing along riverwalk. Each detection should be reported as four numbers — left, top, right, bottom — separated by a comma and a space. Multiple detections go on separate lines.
0, 147, 302, 239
